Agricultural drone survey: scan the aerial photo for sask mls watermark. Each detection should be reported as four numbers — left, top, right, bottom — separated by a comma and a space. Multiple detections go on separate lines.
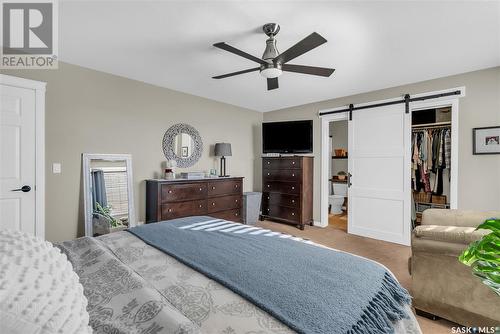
1, 0, 58, 69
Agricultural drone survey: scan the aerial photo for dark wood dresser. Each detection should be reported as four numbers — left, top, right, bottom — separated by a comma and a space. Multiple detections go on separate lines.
146, 177, 243, 223
260, 156, 313, 230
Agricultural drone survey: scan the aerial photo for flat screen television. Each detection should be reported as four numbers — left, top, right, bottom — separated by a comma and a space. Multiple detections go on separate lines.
263, 120, 313, 154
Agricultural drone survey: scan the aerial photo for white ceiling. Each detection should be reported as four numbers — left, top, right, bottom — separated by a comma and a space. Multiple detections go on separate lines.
59, 1, 500, 112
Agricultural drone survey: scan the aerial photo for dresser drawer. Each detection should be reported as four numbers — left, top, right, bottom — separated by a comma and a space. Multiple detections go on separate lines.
161, 200, 207, 220
208, 180, 242, 197
263, 181, 300, 195
262, 205, 300, 223
209, 208, 242, 222
161, 183, 207, 202
263, 158, 302, 170
208, 195, 242, 213
263, 169, 301, 182
262, 192, 300, 209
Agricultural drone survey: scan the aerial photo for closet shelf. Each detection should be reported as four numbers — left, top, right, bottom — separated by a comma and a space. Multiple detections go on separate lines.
329, 178, 347, 184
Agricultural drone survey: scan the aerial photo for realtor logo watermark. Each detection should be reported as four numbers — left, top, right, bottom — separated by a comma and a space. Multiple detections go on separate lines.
1, 0, 58, 69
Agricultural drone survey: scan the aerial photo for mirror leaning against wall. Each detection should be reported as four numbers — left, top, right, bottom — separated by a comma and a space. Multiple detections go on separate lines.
82, 153, 136, 237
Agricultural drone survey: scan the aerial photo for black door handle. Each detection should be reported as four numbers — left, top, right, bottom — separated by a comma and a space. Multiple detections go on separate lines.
11, 185, 31, 192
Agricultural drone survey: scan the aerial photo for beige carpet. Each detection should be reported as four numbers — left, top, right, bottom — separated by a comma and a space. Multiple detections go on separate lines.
256, 219, 458, 334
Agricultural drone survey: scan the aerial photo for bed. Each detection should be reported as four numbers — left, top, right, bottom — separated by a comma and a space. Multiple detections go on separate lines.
56, 216, 422, 334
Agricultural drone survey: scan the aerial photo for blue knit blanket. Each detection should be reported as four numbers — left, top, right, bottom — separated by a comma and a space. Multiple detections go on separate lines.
128, 216, 411, 334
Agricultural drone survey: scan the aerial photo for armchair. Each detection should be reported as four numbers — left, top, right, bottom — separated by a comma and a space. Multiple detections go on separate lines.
410, 209, 500, 327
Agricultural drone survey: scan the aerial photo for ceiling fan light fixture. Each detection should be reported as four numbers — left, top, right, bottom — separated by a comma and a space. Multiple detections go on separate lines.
260, 65, 282, 79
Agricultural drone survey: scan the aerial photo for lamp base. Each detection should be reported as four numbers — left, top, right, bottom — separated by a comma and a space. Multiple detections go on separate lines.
218, 175, 230, 178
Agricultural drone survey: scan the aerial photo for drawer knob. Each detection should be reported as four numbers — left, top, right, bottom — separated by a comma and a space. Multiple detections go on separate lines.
291, 186, 295, 190
267, 196, 270, 200
199, 188, 203, 191
267, 172, 270, 176
212, 202, 216, 206
267, 208, 270, 211
292, 173, 295, 177
168, 208, 172, 212
168, 190, 172, 194
235, 213, 239, 216
291, 212, 295, 216
235, 199, 238, 203
292, 199, 295, 203
199, 204, 202, 208
212, 186, 216, 190
292, 161, 295, 165
235, 184, 238, 188
267, 161, 270, 164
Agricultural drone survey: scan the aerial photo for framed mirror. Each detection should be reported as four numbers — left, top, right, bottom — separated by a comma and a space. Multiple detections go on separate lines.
82, 153, 136, 237
162, 123, 203, 168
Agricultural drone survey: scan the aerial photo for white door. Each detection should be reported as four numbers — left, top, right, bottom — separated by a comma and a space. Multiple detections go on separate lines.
0, 84, 37, 235
347, 103, 411, 245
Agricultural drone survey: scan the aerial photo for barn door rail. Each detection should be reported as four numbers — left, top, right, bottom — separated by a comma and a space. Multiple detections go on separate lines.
319, 90, 462, 117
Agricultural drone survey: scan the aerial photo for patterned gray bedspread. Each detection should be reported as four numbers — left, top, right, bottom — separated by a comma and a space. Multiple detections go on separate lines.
57, 231, 422, 334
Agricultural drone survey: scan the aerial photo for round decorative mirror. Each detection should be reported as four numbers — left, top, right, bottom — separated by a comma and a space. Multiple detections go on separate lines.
162, 123, 203, 168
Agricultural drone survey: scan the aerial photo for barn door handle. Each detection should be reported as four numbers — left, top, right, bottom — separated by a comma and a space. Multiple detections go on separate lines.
12, 185, 31, 192
347, 173, 352, 188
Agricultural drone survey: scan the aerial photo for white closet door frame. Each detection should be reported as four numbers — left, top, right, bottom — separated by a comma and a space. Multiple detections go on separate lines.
320, 112, 349, 228
0, 74, 46, 238
410, 97, 461, 209
319, 87, 465, 229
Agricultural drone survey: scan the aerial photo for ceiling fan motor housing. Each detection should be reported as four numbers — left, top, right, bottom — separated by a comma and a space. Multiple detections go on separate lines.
262, 37, 279, 61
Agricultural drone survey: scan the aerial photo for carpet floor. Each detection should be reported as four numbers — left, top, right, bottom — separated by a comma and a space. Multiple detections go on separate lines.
256, 218, 458, 334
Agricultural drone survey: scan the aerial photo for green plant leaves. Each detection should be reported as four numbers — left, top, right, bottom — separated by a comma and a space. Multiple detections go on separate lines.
459, 218, 500, 296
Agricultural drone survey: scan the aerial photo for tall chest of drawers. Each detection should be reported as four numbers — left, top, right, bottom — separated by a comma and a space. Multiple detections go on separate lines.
260, 156, 313, 230
146, 177, 243, 223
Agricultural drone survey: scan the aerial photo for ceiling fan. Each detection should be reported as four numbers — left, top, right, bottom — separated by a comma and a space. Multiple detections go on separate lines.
212, 23, 335, 91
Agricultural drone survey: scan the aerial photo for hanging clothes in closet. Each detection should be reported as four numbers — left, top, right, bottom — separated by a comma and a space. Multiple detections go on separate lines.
411, 127, 451, 195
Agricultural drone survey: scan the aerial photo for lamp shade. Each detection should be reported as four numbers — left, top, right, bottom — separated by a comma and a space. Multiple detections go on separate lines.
214, 143, 232, 157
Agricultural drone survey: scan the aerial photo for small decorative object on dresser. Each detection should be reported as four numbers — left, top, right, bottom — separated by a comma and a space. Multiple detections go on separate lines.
146, 177, 243, 223
260, 156, 313, 230
214, 143, 232, 177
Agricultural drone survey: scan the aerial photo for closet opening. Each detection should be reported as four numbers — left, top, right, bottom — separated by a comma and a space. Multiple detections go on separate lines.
328, 119, 349, 231
411, 102, 458, 226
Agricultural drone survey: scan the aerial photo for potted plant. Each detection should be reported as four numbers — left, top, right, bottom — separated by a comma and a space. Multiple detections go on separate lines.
93, 202, 126, 235
458, 218, 500, 296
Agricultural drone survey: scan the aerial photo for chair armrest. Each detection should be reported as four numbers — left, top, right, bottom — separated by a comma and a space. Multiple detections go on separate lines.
413, 224, 490, 245
421, 209, 500, 228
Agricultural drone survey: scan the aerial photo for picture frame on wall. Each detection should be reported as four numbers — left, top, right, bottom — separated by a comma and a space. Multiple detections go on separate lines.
473, 126, 500, 155
181, 146, 189, 157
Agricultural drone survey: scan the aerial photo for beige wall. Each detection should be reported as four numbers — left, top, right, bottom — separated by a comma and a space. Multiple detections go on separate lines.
3, 63, 499, 239
1, 62, 263, 242
264, 67, 500, 222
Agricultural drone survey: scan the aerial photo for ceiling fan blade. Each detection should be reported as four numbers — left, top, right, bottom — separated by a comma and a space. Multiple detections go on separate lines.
213, 42, 267, 65
282, 64, 335, 77
213, 67, 260, 79
267, 77, 279, 90
274, 32, 327, 65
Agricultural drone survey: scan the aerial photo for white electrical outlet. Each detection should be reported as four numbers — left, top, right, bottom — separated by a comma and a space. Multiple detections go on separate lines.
52, 163, 61, 174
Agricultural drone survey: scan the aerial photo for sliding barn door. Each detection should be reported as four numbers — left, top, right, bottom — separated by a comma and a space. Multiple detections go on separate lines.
348, 103, 411, 246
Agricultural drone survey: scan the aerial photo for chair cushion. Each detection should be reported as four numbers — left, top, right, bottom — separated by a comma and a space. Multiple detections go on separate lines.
413, 224, 490, 244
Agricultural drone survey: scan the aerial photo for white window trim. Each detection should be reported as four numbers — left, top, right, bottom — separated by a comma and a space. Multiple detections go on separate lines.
0, 74, 46, 239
